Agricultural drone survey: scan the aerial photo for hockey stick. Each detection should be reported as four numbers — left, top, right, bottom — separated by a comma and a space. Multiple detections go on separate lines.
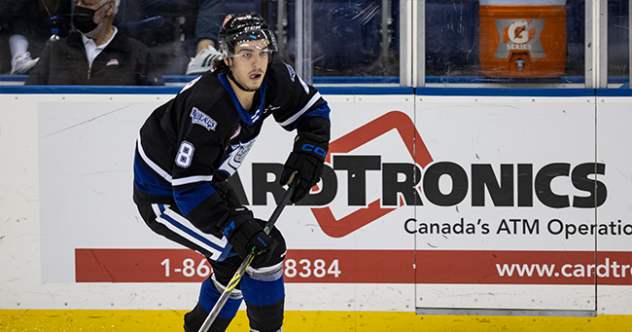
198, 177, 297, 332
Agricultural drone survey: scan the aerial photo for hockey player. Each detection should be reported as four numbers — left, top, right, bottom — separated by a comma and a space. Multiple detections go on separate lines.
132, 12, 331, 332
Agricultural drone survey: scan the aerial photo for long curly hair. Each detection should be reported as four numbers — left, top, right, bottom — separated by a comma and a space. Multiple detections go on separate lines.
213, 58, 230, 75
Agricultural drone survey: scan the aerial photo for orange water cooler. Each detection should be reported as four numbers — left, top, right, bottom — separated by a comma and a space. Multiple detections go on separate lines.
479, 0, 567, 78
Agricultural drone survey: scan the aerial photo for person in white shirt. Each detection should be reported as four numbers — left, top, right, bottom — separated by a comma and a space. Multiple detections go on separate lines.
26, 0, 163, 85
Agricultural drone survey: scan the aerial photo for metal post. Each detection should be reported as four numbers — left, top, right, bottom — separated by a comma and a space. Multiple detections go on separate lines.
586, 0, 608, 88
416, 0, 425, 87
295, 0, 313, 84
380, 0, 390, 62
586, 0, 595, 88
598, 0, 608, 88
277, 0, 286, 60
295, 0, 303, 78
399, 0, 414, 86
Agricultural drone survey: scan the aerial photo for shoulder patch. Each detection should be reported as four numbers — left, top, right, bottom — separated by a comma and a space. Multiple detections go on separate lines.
285, 63, 296, 82
190, 107, 217, 131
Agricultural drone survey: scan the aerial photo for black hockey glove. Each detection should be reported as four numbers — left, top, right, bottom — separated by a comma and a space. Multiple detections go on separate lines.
280, 134, 328, 203
221, 207, 278, 268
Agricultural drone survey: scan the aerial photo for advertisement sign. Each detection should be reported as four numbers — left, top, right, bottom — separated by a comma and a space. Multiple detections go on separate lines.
413, 94, 629, 312
37, 94, 419, 288
0, 90, 626, 314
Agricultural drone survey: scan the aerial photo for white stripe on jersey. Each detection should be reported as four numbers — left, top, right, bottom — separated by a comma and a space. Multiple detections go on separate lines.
277, 93, 321, 128
138, 133, 213, 187
297, 74, 310, 94
179, 75, 201, 94
137, 134, 172, 182
172, 174, 214, 187
152, 204, 229, 260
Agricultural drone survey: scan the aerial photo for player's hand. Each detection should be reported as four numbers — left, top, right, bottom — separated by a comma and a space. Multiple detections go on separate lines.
221, 207, 277, 267
280, 134, 328, 203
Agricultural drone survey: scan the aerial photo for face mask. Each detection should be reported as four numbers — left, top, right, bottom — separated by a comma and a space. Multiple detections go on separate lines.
72, 3, 107, 34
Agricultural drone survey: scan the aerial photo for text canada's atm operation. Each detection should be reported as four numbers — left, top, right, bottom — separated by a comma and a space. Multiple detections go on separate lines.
479, 0, 567, 78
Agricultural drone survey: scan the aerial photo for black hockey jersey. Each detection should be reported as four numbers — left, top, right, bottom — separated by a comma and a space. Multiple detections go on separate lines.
133, 60, 331, 237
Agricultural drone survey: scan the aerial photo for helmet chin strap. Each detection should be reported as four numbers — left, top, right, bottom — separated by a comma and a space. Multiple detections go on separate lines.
228, 71, 258, 92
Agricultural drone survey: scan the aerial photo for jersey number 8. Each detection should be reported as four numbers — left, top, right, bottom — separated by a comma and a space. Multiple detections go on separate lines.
176, 141, 195, 168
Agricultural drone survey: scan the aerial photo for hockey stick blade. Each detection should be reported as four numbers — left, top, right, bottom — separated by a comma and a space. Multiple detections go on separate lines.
198, 179, 297, 332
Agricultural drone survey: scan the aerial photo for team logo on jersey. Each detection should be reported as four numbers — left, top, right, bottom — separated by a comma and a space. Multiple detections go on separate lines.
219, 138, 258, 176
285, 63, 296, 82
190, 107, 217, 131
263, 104, 280, 114
230, 139, 256, 164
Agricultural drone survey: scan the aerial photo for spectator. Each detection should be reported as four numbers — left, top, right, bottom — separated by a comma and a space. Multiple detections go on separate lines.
115, 0, 225, 75
0, 0, 71, 74
26, 0, 163, 85
185, 0, 225, 75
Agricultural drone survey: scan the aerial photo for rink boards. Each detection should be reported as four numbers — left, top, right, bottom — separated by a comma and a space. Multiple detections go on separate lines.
0, 86, 631, 330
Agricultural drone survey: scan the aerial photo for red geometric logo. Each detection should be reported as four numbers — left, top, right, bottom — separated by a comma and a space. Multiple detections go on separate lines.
311, 111, 434, 238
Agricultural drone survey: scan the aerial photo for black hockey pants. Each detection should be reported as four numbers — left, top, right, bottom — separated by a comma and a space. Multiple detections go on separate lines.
136, 202, 287, 332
